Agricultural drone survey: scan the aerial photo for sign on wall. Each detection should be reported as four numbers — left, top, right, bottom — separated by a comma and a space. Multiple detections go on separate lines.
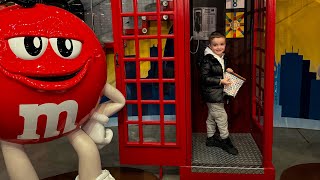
225, 12, 245, 38
274, 0, 320, 130
226, 0, 245, 9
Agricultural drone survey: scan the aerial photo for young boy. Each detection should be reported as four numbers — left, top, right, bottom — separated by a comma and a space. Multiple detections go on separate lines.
199, 31, 238, 155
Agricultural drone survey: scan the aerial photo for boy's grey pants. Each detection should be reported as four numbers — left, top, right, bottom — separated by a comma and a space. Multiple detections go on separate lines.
206, 103, 229, 139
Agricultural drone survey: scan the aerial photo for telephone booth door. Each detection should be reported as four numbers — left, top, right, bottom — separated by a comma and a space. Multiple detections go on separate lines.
111, 0, 188, 166
252, 0, 275, 171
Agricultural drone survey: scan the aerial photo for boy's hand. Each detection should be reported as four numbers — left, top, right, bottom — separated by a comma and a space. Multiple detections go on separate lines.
226, 68, 233, 73
221, 77, 232, 86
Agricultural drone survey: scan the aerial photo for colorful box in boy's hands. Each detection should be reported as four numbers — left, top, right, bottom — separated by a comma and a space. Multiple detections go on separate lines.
223, 72, 246, 97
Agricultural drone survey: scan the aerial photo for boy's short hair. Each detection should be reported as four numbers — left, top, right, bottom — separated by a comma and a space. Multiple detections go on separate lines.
209, 31, 226, 44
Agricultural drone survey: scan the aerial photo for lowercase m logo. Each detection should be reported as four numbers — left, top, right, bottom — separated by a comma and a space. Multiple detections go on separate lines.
18, 100, 78, 140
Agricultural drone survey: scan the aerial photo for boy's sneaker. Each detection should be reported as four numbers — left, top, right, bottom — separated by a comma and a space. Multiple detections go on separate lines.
220, 137, 239, 155
206, 134, 222, 147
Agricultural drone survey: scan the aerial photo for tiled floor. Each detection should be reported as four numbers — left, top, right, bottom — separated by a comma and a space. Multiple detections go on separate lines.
0, 127, 319, 180
272, 128, 320, 180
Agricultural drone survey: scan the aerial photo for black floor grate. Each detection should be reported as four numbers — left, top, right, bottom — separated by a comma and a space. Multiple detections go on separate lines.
191, 133, 264, 174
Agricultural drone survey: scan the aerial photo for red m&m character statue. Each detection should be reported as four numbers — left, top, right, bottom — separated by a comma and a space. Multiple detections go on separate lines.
0, 1, 125, 180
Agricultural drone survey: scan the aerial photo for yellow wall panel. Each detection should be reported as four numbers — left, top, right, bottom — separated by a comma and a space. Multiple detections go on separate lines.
276, 0, 320, 75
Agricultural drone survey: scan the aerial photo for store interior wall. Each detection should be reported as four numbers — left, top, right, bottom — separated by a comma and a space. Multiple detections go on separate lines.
274, 0, 320, 130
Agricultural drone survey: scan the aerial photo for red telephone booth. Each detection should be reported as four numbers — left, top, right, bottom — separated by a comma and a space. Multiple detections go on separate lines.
110, 0, 275, 179
111, 0, 188, 166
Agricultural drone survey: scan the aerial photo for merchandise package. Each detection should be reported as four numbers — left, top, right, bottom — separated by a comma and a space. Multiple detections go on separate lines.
223, 72, 246, 97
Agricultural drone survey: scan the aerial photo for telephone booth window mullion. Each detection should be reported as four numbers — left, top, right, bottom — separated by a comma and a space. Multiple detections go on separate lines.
252, 0, 259, 125
261, 2, 266, 127
119, 0, 133, 144
259, 6, 264, 126
173, 3, 178, 145
256, 2, 260, 118
262, 5, 266, 126
132, 0, 143, 144
258, 14, 262, 126
155, 0, 165, 145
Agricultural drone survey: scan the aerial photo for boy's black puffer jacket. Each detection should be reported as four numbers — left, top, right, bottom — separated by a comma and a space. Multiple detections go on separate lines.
200, 54, 229, 103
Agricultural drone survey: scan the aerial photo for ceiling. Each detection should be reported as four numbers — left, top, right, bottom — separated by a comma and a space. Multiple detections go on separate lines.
81, 0, 108, 11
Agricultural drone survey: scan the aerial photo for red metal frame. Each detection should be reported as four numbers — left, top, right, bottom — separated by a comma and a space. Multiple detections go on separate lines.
252, 0, 264, 155
184, 0, 192, 167
251, 0, 275, 168
263, 0, 275, 168
251, 0, 275, 174
112, 0, 187, 166
251, 0, 258, 139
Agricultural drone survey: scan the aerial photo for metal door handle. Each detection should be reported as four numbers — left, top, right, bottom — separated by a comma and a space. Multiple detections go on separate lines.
115, 53, 119, 67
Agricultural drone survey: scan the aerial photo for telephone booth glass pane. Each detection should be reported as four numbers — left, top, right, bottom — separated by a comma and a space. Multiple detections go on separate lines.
138, 16, 158, 35
123, 40, 135, 57
142, 104, 160, 121
161, 17, 173, 35
160, 0, 174, 11
125, 62, 136, 79
164, 125, 176, 143
128, 124, 139, 142
143, 125, 160, 142
261, 71, 265, 88
164, 104, 176, 121
139, 39, 158, 58
164, 83, 175, 100
127, 104, 138, 121
162, 38, 174, 57
141, 83, 159, 100
122, 17, 135, 36
141, 61, 159, 79
126, 83, 137, 100
261, 53, 266, 69
138, 0, 156, 12
121, 0, 133, 13
163, 61, 174, 78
